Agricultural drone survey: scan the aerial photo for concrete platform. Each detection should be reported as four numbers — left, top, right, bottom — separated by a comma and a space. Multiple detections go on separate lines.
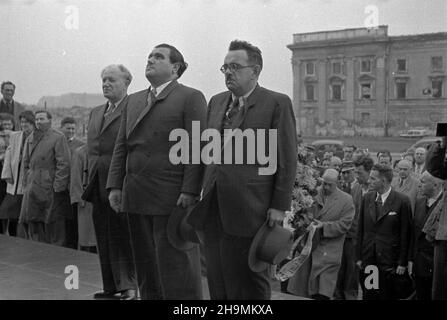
0, 235, 305, 300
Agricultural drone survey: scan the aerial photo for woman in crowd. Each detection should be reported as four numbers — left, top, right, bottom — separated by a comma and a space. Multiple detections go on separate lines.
0, 111, 35, 236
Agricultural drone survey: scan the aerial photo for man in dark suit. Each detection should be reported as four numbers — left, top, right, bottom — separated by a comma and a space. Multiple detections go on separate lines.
0, 81, 25, 128
107, 44, 207, 300
60, 116, 85, 249
188, 40, 297, 299
408, 171, 442, 300
356, 164, 412, 300
83, 64, 136, 300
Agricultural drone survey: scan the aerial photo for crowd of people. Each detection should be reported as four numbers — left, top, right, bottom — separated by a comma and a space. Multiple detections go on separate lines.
0, 81, 96, 252
0, 38, 446, 301
283, 142, 447, 300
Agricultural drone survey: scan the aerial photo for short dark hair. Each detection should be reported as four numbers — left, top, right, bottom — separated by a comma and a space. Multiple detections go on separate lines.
35, 109, 52, 120
229, 40, 263, 71
377, 149, 392, 160
19, 110, 35, 125
371, 163, 394, 183
61, 117, 76, 127
155, 44, 188, 78
0, 112, 14, 123
1, 81, 15, 90
354, 155, 374, 172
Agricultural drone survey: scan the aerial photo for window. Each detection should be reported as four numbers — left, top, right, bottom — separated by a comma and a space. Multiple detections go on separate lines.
361, 83, 371, 99
397, 59, 407, 72
431, 56, 443, 71
332, 84, 342, 100
361, 113, 370, 123
432, 80, 443, 98
361, 59, 371, 73
396, 82, 406, 99
305, 84, 314, 101
306, 62, 315, 75
332, 62, 342, 74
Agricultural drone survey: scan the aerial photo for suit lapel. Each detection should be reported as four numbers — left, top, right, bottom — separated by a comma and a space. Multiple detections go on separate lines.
28, 130, 46, 158
377, 190, 395, 221
101, 97, 126, 134
92, 103, 107, 136
369, 193, 378, 222
315, 189, 338, 219
127, 80, 179, 138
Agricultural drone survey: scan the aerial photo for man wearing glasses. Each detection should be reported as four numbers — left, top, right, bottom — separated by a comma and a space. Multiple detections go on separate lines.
189, 40, 297, 299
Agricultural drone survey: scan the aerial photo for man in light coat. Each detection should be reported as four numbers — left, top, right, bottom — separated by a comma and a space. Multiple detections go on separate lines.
19, 110, 71, 245
288, 169, 355, 299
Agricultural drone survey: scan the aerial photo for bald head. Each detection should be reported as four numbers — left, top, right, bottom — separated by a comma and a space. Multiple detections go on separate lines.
323, 168, 339, 183
415, 147, 427, 165
421, 171, 444, 198
322, 168, 339, 196
397, 159, 413, 180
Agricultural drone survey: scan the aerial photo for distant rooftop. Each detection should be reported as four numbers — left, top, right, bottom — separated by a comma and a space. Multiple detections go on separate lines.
292, 25, 389, 43
289, 25, 447, 48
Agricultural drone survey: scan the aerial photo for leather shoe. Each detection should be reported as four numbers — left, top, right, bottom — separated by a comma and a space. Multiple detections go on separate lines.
120, 289, 137, 300
93, 290, 119, 299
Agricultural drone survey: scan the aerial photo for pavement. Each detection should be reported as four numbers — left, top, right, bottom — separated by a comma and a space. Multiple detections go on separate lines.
0, 235, 306, 300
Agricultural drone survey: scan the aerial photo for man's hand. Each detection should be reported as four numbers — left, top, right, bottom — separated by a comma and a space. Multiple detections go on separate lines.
109, 189, 122, 213
407, 261, 413, 276
396, 265, 406, 275
356, 260, 363, 269
267, 208, 285, 227
176, 193, 196, 209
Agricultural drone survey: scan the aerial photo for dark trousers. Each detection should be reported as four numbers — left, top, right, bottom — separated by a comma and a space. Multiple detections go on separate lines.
415, 275, 432, 300
359, 267, 394, 300
92, 199, 136, 293
202, 190, 271, 300
64, 205, 79, 249
127, 213, 202, 300
432, 240, 447, 300
334, 237, 359, 300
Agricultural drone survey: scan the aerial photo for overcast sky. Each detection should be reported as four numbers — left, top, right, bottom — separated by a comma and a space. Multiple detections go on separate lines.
1, 0, 446, 104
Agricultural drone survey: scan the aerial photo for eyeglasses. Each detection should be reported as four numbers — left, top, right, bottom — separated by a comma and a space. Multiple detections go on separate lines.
220, 63, 256, 73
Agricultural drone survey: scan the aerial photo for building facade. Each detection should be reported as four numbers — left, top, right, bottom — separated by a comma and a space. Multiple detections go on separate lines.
288, 26, 447, 136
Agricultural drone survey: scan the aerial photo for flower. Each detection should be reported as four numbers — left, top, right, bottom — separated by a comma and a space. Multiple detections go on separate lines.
284, 144, 320, 239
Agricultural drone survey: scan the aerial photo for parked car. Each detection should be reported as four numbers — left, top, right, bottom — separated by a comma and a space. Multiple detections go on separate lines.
406, 136, 441, 153
311, 139, 345, 160
399, 129, 428, 138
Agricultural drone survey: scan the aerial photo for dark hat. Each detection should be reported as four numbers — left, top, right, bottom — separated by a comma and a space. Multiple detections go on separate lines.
340, 161, 355, 172
387, 271, 415, 300
248, 221, 294, 273
167, 206, 201, 251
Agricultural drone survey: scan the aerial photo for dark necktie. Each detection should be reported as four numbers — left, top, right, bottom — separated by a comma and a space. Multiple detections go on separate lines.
104, 102, 116, 117
225, 98, 240, 121
376, 195, 383, 220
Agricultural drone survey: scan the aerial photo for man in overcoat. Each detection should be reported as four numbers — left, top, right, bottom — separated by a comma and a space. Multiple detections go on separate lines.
19, 110, 70, 245
107, 44, 207, 300
288, 169, 355, 299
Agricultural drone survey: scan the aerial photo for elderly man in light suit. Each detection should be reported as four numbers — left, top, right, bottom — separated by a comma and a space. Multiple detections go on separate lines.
188, 40, 297, 300
288, 169, 355, 299
107, 44, 207, 300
